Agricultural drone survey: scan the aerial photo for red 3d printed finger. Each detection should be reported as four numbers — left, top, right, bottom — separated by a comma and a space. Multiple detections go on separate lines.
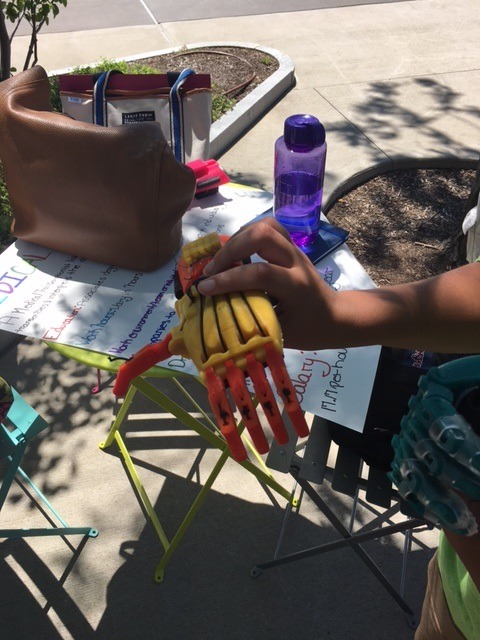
204, 367, 247, 462
246, 353, 289, 445
225, 359, 269, 454
265, 343, 309, 438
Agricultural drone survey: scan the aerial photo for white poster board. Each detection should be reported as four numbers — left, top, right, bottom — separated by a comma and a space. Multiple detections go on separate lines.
0, 184, 380, 432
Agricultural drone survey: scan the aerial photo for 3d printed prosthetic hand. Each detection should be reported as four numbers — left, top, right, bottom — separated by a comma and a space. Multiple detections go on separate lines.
113, 233, 309, 461
389, 355, 480, 536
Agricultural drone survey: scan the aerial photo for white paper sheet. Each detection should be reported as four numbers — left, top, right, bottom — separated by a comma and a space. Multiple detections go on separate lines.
0, 184, 380, 432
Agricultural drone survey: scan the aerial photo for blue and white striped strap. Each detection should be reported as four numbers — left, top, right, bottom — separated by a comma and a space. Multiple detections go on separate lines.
93, 70, 121, 126
169, 68, 195, 163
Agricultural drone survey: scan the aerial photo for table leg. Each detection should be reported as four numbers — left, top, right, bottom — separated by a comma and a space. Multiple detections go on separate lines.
99, 376, 296, 582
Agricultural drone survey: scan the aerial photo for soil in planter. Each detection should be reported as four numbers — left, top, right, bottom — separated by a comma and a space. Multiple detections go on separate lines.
326, 168, 475, 286
131, 46, 279, 109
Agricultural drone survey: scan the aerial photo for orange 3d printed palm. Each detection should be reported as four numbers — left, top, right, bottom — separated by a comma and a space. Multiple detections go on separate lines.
113, 232, 309, 461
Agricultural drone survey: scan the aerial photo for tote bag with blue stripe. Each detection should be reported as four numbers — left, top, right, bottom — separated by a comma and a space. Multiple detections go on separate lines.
59, 69, 212, 163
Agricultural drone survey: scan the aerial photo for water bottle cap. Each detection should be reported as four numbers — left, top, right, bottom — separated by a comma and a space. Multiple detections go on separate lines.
284, 114, 325, 150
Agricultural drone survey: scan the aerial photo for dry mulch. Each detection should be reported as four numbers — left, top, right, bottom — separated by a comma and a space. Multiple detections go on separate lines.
326, 168, 476, 286
133, 46, 279, 102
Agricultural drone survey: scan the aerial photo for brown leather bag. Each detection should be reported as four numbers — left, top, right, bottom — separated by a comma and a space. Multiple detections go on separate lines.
0, 66, 196, 271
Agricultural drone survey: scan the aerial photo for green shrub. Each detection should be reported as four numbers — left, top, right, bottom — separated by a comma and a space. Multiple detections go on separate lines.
211, 86, 235, 121
71, 58, 159, 76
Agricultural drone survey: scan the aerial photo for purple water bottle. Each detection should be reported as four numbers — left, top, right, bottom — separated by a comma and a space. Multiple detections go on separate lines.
274, 114, 327, 247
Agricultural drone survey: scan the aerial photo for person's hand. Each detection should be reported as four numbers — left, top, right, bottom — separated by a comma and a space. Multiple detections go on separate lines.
197, 218, 338, 350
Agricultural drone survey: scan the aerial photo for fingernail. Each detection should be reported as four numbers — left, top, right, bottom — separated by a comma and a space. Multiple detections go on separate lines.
197, 278, 215, 293
202, 261, 214, 276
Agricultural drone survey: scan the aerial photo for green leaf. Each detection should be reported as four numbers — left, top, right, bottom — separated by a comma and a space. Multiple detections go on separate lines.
4, 0, 69, 69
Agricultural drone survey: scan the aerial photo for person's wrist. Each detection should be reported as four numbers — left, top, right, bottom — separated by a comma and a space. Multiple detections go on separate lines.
322, 289, 378, 348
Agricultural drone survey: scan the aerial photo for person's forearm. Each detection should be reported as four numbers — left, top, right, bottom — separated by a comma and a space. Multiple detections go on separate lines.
329, 263, 480, 353
197, 219, 480, 353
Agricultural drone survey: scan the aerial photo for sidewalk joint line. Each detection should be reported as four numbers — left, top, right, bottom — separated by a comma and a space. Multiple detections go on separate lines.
155, 23, 177, 47
138, 0, 158, 26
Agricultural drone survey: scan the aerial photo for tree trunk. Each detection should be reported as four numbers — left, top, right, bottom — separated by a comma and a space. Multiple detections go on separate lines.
0, 10, 11, 81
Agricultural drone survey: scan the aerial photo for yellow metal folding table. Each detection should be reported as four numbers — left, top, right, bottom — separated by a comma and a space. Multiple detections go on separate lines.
46, 342, 296, 582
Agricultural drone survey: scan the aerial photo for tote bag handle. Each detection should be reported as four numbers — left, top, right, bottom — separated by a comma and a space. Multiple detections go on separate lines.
93, 68, 196, 163
169, 68, 195, 163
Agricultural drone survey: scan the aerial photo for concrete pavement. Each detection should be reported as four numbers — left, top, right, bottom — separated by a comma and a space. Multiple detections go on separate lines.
1, 1, 479, 639
10, 0, 480, 204
9, 0, 408, 36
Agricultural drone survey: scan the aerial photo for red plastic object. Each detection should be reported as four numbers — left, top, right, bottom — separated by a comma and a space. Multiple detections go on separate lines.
205, 366, 247, 461
246, 353, 289, 445
225, 359, 270, 454
264, 343, 310, 438
176, 234, 229, 295
186, 159, 230, 198
113, 334, 173, 397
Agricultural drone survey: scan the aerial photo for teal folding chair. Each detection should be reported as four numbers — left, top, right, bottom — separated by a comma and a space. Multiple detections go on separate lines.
0, 378, 98, 541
